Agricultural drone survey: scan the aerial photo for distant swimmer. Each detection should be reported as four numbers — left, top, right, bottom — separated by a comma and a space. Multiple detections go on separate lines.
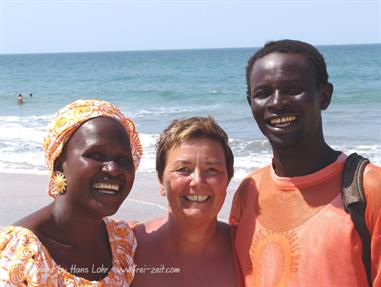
17, 94, 24, 105
29, 93, 33, 98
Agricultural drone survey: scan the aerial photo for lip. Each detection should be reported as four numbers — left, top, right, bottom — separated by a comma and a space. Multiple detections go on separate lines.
182, 194, 211, 203
265, 113, 299, 130
91, 180, 123, 196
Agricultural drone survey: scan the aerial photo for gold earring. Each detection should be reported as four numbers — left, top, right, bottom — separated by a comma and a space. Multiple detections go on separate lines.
53, 171, 67, 194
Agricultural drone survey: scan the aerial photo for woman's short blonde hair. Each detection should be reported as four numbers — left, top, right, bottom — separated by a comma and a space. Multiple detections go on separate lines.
156, 116, 234, 181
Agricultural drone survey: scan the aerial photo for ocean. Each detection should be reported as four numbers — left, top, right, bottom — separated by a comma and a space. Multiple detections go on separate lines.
1, 44, 380, 179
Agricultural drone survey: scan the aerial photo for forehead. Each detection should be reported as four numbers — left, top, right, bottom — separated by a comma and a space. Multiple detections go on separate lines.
251, 52, 316, 85
68, 117, 130, 148
168, 138, 225, 161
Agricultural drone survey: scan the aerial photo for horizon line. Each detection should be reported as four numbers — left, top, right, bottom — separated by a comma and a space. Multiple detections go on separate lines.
1, 42, 380, 56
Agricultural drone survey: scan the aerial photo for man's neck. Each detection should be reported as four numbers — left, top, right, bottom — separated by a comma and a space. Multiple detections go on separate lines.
272, 141, 340, 177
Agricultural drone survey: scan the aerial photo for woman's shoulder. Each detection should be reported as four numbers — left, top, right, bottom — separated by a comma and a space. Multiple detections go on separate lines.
0, 225, 57, 286
104, 217, 135, 235
216, 221, 233, 240
131, 217, 166, 239
0, 225, 41, 253
103, 217, 137, 256
217, 220, 231, 230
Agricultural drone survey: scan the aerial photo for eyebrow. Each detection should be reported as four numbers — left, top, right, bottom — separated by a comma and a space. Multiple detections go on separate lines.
173, 159, 224, 165
173, 160, 191, 165
85, 144, 132, 154
206, 159, 225, 165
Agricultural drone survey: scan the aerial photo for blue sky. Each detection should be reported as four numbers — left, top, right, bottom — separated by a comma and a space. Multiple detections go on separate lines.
1, 0, 380, 54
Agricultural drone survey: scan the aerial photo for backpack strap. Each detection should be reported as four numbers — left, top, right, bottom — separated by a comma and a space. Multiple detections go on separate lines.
342, 153, 372, 286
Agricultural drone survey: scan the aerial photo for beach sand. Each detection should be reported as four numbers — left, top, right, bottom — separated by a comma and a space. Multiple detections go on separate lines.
0, 171, 240, 227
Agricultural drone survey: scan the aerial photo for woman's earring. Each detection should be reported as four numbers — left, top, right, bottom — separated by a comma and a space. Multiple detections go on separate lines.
53, 171, 67, 194
159, 186, 166, 197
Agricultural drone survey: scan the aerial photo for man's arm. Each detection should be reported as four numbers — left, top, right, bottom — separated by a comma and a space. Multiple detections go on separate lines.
364, 163, 381, 286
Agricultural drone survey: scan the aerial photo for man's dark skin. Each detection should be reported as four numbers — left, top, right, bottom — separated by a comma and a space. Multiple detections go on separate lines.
231, 40, 380, 287
247, 52, 341, 177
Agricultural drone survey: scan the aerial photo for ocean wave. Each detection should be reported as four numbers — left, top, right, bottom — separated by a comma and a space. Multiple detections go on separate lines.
130, 104, 222, 117
0, 114, 52, 123
0, 124, 46, 142
0, 132, 160, 175
1, 129, 380, 178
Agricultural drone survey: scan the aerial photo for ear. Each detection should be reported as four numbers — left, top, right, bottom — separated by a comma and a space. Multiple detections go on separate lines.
159, 184, 166, 197
247, 95, 252, 106
54, 155, 66, 172
320, 83, 333, 110
158, 176, 166, 196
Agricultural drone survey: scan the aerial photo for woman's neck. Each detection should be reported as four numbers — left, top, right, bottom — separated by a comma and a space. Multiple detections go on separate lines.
39, 201, 106, 250
165, 215, 220, 253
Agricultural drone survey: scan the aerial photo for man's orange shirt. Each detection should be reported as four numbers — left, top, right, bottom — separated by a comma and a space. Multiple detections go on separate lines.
230, 154, 381, 287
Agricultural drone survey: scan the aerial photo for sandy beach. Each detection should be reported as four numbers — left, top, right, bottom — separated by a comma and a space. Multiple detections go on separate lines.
0, 171, 240, 227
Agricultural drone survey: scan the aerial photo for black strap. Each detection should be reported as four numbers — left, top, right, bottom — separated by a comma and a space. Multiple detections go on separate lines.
342, 153, 372, 286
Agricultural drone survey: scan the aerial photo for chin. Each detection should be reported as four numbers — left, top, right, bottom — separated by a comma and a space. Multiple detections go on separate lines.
182, 209, 218, 222
94, 204, 122, 218
268, 133, 304, 151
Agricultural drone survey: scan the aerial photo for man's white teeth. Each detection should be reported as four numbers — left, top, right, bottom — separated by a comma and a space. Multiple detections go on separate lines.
93, 183, 120, 192
183, 195, 210, 202
270, 116, 297, 126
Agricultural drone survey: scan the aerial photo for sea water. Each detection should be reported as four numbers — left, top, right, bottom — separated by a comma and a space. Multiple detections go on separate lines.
1, 44, 380, 179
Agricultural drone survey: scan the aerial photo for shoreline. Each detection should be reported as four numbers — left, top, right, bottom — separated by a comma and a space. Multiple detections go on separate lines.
0, 171, 240, 227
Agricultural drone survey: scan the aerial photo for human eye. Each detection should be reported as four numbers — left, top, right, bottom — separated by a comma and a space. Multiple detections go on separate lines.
85, 152, 103, 161
252, 88, 271, 99
205, 167, 220, 176
175, 166, 192, 175
286, 85, 304, 95
117, 156, 134, 170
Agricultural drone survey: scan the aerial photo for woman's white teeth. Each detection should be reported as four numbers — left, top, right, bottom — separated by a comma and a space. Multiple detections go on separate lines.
183, 195, 210, 202
93, 183, 119, 192
97, 190, 116, 195
270, 116, 297, 126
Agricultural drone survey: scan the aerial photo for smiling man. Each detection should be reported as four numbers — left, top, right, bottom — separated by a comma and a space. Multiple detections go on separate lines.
229, 40, 381, 287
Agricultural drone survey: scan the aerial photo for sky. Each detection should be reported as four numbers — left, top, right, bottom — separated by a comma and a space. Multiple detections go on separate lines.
0, 0, 380, 54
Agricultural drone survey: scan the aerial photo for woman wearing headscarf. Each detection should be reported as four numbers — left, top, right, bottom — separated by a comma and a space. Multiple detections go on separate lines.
0, 99, 143, 286
132, 116, 239, 287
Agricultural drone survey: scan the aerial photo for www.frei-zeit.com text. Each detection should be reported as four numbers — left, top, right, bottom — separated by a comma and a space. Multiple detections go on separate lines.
60, 264, 181, 275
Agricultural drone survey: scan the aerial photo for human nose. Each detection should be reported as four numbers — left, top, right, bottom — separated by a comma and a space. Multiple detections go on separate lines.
189, 169, 204, 187
102, 161, 122, 176
268, 89, 288, 108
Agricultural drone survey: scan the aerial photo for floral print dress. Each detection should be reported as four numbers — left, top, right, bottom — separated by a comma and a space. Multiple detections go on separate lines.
0, 218, 136, 286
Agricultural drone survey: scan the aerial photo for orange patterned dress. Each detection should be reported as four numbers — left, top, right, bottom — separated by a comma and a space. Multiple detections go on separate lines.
0, 218, 136, 286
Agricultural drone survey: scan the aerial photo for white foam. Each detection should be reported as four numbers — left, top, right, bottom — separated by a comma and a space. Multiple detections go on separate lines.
1, 121, 380, 177
233, 153, 272, 179
0, 125, 45, 143
332, 145, 381, 165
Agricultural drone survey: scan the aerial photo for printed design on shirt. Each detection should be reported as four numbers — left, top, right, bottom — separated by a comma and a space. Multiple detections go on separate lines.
0, 220, 136, 286
249, 229, 300, 287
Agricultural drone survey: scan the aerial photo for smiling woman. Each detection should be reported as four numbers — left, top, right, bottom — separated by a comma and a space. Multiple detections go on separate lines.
0, 99, 143, 286
131, 116, 239, 287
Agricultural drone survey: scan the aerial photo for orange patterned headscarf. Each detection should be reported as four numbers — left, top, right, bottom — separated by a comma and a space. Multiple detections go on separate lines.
43, 99, 143, 197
